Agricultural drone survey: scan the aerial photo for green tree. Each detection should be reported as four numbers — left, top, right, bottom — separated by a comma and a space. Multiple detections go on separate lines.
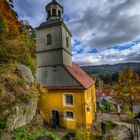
113, 67, 140, 112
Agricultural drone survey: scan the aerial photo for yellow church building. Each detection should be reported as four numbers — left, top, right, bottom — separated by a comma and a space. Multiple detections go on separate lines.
36, 0, 96, 129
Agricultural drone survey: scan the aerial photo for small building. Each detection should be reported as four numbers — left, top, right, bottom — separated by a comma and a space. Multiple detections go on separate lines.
36, 0, 96, 129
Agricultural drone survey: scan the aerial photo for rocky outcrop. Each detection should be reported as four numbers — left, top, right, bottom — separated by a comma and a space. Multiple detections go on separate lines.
0, 64, 38, 131
107, 125, 133, 140
8, 98, 37, 130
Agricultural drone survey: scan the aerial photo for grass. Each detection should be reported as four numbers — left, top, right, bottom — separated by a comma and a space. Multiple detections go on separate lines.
12, 124, 61, 140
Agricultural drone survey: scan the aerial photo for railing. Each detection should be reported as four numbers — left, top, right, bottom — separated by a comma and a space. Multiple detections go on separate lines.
133, 119, 140, 140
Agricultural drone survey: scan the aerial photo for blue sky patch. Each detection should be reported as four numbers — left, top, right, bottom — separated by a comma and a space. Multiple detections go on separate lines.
72, 39, 81, 46
63, 14, 70, 21
88, 48, 98, 53
110, 39, 140, 51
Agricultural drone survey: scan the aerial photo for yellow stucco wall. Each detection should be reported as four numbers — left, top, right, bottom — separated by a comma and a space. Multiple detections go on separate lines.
39, 85, 96, 129
84, 85, 96, 126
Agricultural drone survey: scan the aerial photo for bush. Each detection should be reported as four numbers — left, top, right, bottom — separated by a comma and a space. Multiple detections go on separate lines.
12, 124, 61, 140
0, 116, 8, 137
0, 33, 36, 71
97, 102, 112, 113
75, 127, 94, 140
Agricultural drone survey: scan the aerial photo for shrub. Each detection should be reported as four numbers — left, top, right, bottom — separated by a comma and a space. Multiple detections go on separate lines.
75, 127, 94, 140
0, 116, 8, 136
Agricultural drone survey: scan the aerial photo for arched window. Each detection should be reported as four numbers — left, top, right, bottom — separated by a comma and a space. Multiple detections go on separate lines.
47, 34, 51, 45
66, 32, 69, 47
52, 9, 56, 16
48, 10, 51, 18
58, 10, 61, 17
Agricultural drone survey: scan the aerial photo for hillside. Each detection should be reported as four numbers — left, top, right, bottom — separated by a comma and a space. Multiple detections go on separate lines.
82, 63, 140, 75
0, 0, 36, 71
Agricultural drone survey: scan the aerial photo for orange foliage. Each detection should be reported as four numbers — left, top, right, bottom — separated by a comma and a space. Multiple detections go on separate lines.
0, 0, 22, 37
113, 67, 140, 104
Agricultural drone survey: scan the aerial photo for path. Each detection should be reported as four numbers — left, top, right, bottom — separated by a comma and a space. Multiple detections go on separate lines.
96, 113, 140, 140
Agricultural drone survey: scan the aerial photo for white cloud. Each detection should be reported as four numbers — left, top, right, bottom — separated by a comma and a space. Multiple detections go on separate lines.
13, 0, 140, 65
73, 43, 140, 65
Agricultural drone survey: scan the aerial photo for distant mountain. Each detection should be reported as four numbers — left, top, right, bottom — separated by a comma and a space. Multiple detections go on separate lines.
82, 63, 140, 75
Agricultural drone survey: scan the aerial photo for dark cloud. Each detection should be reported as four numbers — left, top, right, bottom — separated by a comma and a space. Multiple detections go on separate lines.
67, 0, 140, 49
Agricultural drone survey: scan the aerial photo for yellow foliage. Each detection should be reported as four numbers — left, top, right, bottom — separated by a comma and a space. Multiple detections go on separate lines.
113, 67, 140, 104
0, 0, 21, 38
0, 0, 36, 71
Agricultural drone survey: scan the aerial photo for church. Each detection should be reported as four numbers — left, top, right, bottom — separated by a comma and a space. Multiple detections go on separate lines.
36, 0, 96, 129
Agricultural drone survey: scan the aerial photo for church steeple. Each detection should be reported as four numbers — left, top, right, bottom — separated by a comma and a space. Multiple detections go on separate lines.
45, 0, 63, 20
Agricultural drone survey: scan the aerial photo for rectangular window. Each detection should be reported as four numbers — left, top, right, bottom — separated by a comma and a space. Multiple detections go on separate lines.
66, 111, 74, 119
47, 34, 51, 45
65, 94, 73, 105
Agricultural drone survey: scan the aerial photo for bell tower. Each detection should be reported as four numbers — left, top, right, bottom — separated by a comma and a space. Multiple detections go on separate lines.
36, 0, 73, 85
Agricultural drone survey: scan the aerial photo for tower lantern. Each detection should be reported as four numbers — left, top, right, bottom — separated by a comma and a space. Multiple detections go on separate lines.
45, 0, 63, 19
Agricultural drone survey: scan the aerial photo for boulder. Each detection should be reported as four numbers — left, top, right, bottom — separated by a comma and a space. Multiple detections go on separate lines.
7, 98, 38, 130
16, 64, 34, 83
0, 64, 38, 131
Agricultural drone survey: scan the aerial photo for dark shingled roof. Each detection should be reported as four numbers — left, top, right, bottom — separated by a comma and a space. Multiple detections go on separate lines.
40, 18, 63, 27
36, 18, 63, 29
36, 18, 72, 36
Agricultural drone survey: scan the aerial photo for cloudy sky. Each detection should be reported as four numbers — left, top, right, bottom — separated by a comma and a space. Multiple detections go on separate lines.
14, 0, 140, 66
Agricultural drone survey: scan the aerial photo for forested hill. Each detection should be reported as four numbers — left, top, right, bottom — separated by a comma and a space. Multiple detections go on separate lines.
82, 63, 140, 75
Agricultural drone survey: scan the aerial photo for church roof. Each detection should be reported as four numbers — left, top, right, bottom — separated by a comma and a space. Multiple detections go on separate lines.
43, 63, 94, 90
36, 18, 72, 36
36, 18, 63, 29
64, 63, 95, 89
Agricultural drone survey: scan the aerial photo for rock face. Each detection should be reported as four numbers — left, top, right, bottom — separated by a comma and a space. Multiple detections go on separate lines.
8, 98, 37, 130
16, 64, 34, 83
108, 125, 133, 140
0, 64, 38, 131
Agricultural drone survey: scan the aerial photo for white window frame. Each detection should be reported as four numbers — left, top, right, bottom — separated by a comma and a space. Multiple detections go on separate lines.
64, 111, 75, 121
63, 93, 74, 107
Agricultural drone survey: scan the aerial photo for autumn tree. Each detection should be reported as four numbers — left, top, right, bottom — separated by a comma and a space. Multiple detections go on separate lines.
0, 0, 21, 38
113, 67, 140, 112
0, 0, 36, 71
0, 17, 4, 41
